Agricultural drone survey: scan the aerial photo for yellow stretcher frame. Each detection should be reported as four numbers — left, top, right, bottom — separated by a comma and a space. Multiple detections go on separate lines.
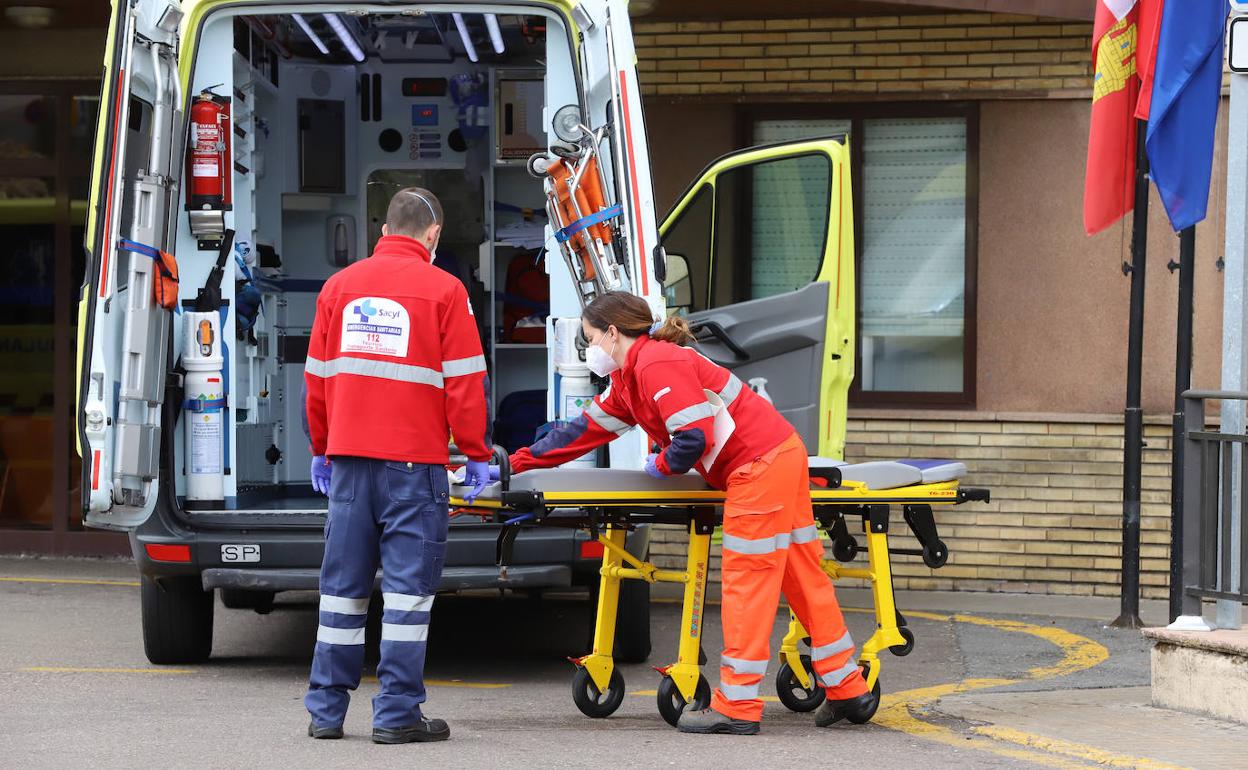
455, 479, 989, 727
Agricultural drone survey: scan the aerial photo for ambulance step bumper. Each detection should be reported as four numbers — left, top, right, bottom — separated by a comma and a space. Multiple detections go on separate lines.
200, 565, 573, 593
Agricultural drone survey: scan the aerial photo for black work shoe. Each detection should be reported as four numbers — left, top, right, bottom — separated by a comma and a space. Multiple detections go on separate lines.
308, 721, 344, 739
372, 717, 451, 744
814, 690, 880, 727
676, 707, 760, 735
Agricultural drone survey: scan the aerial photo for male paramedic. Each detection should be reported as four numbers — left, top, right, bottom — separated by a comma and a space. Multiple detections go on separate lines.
507, 291, 876, 736
303, 187, 492, 744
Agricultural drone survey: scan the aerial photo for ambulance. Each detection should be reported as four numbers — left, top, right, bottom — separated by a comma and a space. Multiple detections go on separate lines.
79, 0, 855, 663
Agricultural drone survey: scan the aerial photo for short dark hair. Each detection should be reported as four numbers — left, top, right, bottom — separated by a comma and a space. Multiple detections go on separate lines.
386, 187, 443, 238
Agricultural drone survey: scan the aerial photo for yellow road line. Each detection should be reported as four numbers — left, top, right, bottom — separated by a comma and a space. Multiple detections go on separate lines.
0, 576, 139, 587
22, 667, 195, 675
870, 610, 1149, 769
972, 726, 1190, 770
361, 676, 509, 689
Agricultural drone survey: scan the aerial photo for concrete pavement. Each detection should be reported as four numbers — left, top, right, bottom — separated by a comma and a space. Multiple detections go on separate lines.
0, 555, 1244, 769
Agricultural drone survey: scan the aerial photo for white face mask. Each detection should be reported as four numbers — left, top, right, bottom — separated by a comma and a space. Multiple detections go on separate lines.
585, 333, 619, 377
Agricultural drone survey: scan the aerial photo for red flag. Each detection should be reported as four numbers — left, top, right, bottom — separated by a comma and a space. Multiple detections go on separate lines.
1134, 0, 1166, 120
1084, 1, 1142, 235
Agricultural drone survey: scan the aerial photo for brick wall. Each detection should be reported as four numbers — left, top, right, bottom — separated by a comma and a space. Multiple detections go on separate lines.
633, 13, 1093, 100
648, 413, 1173, 600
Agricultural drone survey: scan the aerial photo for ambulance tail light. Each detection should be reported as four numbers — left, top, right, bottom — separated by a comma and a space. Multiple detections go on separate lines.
579, 540, 604, 560
145, 543, 192, 563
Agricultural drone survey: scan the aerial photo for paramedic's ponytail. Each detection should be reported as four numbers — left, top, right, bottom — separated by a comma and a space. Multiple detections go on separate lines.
650, 316, 695, 347
582, 292, 697, 347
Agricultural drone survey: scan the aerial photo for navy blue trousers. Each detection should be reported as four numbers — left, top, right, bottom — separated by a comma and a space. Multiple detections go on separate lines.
305, 457, 449, 729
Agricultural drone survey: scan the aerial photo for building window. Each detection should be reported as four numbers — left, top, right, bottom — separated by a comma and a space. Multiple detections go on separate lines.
751, 106, 978, 406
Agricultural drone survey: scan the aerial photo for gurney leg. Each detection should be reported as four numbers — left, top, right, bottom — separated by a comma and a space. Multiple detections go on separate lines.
779, 613, 813, 690
655, 516, 714, 727
581, 525, 628, 694
860, 505, 905, 690
774, 612, 827, 713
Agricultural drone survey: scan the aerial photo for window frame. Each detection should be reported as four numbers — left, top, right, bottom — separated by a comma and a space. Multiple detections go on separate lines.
739, 101, 980, 408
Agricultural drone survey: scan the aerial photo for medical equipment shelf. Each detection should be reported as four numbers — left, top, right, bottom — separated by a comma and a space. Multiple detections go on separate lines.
453, 462, 990, 728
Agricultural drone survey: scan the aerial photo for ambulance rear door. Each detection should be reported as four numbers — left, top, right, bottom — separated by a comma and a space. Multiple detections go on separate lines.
78, 0, 186, 529
657, 138, 856, 459
575, 0, 663, 308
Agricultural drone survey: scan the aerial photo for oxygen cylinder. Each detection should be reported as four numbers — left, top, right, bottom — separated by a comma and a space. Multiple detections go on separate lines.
183, 311, 226, 509
556, 360, 597, 467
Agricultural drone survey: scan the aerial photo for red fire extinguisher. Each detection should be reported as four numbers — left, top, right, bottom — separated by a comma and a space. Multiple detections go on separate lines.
186, 90, 232, 211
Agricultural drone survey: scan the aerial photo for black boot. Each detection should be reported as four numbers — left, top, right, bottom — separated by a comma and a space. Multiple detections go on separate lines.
307, 721, 344, 740
814, 689, 880, 727
372, 717, 451, 744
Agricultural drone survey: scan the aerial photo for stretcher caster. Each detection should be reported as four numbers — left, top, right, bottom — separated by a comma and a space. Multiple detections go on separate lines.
572, 667, 626, 719
656, 675, 711, 728
921, 540, 948, 569
775, 654, 826, 712
889, 627, 915, 657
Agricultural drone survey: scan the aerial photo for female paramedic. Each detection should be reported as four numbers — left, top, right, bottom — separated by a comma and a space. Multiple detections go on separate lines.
508, 291, 875, 736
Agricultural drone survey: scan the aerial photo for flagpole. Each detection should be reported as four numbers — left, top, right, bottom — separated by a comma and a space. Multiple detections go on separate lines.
1167, 225, 1195, 622
1111, 116, 1149, 630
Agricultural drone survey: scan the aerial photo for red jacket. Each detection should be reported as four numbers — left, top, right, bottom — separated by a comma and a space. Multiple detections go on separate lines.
511, 334, 795, 489
305, 235, 490, 464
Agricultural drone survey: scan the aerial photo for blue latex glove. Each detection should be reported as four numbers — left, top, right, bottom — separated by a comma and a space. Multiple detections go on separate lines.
311, 455, 332, 496
463, 459, 491, 503
644, 453, 666, 479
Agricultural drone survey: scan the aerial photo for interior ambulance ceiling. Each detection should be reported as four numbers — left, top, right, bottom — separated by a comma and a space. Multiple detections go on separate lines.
263, 11, 545, 64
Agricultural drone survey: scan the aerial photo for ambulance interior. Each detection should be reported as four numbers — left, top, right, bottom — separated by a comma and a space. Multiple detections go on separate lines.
171, 9, 580, 514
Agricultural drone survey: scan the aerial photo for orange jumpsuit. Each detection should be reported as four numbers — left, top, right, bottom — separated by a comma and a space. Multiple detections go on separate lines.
511, 335, 868, 722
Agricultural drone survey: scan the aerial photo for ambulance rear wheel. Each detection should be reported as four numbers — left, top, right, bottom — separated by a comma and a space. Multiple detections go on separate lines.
571, 667, 626, 719
775, 654, 826, 712
657, 674, 711, 728
141, 575, 213, 664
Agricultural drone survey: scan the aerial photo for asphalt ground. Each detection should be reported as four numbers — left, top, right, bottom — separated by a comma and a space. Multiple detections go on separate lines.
0, 557, 1240, 769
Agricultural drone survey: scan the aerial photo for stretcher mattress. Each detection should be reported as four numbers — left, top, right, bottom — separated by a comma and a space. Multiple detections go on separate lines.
454, 458, 967, 501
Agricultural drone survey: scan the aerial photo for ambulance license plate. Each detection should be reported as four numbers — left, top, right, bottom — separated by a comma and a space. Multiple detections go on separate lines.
221, 544, 261, 563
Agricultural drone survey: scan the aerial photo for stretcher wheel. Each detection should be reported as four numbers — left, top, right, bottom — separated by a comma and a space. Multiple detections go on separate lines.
922, 540, 949, 569
656, 674, 711, 728
775, 654, 826, 712
571, 667, 626, 719
832, 537, 858, 563
889, 627, 915, 657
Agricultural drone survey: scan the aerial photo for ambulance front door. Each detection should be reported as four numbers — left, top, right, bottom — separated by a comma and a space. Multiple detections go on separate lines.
78, 0, 185, 529
658, 138, 855, 459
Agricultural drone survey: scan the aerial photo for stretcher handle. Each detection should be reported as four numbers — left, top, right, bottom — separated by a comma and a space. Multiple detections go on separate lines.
492, 444, 512, 492
448, 444, 512, 492
808, 467, 842, 489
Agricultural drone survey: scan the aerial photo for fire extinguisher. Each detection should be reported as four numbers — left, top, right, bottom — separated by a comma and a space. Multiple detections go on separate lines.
186, 90, 232, 211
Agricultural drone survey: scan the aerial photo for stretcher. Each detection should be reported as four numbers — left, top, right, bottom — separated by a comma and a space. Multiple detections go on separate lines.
452, 456, 990, 728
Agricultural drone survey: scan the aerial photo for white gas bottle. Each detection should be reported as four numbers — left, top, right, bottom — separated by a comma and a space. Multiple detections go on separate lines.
183, 311, 226, 509
748, 377, 773, 404
556, 360, 597, 467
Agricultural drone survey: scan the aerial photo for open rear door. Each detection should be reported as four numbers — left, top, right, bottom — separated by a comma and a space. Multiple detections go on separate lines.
575, 0, 662, 308
78, 0, 185, 529
658, 138, 855, 459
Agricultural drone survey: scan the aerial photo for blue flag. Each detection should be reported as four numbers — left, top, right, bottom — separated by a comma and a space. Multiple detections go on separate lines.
1145, 1, 1229, 231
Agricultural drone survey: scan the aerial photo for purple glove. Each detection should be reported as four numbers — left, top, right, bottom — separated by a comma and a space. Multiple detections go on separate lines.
488, 466, 502, 482
311, 455, 332, 496
463, 459, 491, 503
644, 453, 666, 479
